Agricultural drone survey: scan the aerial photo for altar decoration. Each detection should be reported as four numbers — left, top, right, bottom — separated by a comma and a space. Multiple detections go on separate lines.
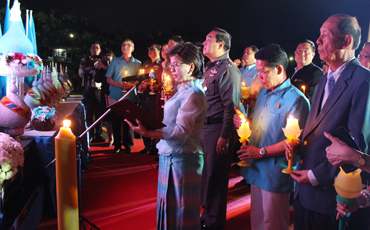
236, 109, 252, 167
0, 0, 43, 100
0, 52, 42, 77
0, 80, 31, 138
282, 116, 302, 174
31, 106, 58, 131
55, 120, 79, 230
334, 167, 364, 230
0, 132, 24, 184
0, 132, 25, 221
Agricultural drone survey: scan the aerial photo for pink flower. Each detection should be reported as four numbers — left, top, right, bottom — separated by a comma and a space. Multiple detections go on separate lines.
13, 53, 25, 61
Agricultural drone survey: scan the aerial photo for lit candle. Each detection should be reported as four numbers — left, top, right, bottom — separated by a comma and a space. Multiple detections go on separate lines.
237, 112, 252, 167
282, 116, 302, 174
140, 69, 144, 74
241, 82, 250, 99
301, 85, 306, 95
150, 69, 153, 73
55, 120, 79, 230
125, 71, 128, 77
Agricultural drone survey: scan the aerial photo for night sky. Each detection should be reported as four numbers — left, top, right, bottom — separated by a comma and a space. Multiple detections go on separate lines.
5, 0, 370, 64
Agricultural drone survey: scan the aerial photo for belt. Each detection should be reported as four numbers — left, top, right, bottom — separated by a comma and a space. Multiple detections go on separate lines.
204, 117, 223, 125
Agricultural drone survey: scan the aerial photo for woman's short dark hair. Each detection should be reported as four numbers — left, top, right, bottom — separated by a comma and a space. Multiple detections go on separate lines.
102, 48, 116, 58
255, 44, 288, 71
167, 42, 204, 79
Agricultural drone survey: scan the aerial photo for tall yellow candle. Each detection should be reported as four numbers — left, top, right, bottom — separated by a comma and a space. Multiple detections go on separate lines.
55, 120, 79, 230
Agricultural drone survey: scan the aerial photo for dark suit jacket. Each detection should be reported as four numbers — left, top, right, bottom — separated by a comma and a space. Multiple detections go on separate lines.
291, 63, 324, 102
295, 59, 370, 217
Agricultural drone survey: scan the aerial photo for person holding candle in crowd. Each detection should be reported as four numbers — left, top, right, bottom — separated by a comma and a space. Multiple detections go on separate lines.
289, 39, 324, 102
138, 43, 162, 155
287, 14, 370, 230
153, 43, 170, 122
324, 132, 370, 223
106, 39, 141, 153
200, 28, 241, 230
239, 46, 259, 88
234, 44, 309, 230
125, 42, 207, 230
167, 36, 184, 96
96, 48, 116, 147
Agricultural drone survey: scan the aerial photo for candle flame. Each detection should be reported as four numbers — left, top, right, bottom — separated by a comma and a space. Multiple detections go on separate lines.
63, 119, 71, 129
125, 71, 128, 76
301, 86, 306, 90
282, 115, 302, 139
150, 69, 153, 73
242, 82, 245, 87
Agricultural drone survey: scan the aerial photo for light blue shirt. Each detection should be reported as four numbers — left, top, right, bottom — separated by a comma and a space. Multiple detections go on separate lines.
242, 79, 310, 193
156, 79, 207, 156
239, 63, 258, 88
105, 55, 141, 101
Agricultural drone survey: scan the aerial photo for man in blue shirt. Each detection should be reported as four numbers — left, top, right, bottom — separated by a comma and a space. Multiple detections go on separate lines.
239, 46, 259, 87
235, 44, 310, 230
106, 39, 141, 153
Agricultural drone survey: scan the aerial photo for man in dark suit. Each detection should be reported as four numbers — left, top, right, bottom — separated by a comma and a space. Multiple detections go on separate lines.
291, 14, 370, 230
291, 39, 324, 102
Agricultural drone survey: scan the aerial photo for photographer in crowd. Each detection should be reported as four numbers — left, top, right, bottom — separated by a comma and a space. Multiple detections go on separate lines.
78, 41, 106, 143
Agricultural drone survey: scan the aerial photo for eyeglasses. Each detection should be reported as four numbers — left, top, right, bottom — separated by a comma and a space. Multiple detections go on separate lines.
169, 62, 185, 68
358, 54, 370, 59
122, 44, 133, 47
90, 47, 101, 50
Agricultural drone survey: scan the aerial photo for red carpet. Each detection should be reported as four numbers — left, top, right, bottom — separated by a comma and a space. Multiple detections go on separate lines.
37, 139, 292, 230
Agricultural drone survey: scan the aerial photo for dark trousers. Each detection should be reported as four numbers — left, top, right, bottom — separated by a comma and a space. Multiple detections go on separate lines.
200, 124, 236, 230
82, 87, 102, 139
294, 196, 338, 230
111, 111, 134, 149
140, 93, 158, 150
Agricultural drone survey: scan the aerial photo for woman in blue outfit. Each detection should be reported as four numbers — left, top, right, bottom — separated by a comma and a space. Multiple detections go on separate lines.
126, 42, 207, 230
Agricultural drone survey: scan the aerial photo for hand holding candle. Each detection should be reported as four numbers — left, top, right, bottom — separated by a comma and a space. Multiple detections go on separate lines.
334, 167, 364, 230
282, 116, 302, 174
237, 113, 252, 167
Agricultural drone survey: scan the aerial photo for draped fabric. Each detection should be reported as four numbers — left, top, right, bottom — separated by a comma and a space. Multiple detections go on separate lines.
157, 154, 203, 230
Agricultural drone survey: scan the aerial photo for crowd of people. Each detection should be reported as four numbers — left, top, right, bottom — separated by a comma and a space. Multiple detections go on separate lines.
78, 13, 370, 230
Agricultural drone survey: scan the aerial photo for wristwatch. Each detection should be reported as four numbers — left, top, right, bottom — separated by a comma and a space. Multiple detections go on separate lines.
259, 147, 267, 157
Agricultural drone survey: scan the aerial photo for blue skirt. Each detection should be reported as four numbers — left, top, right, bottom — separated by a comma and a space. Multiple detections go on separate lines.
157, 153, 203, 230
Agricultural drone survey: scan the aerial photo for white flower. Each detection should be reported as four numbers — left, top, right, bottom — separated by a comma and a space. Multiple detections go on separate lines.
21, 59, 28, 64
0, 132, 24, 184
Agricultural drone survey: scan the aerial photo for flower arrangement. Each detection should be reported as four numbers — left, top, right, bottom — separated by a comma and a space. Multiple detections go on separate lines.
0, 132, 24, 185
31, 106, 58, 131
3, 52, 43, 70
